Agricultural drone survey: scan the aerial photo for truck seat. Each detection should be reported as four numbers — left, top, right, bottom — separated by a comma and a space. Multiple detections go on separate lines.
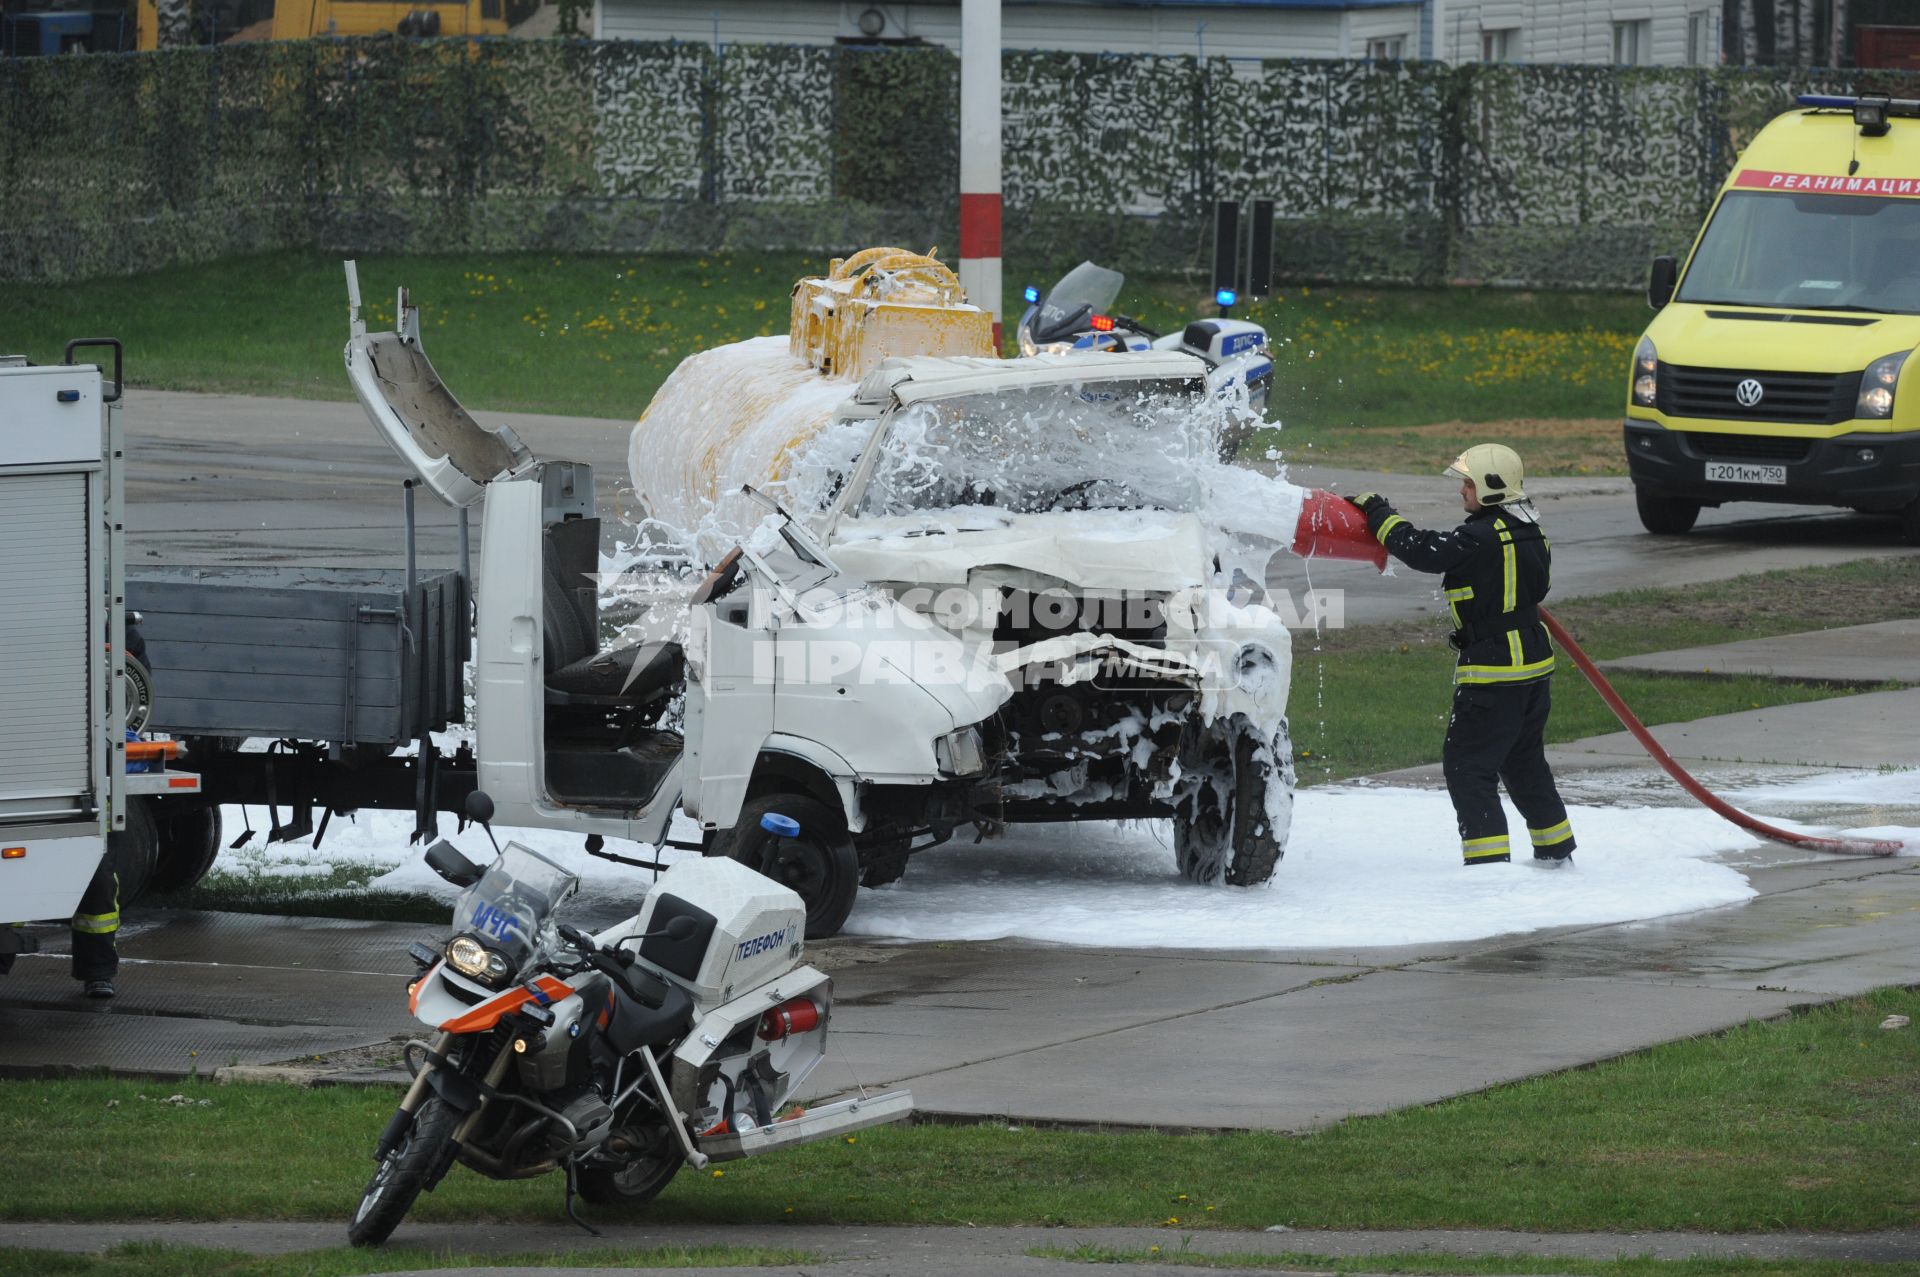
547, 641, 685, 706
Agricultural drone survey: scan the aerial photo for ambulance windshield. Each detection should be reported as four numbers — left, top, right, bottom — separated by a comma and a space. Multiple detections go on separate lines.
1678, 190, 1920, 314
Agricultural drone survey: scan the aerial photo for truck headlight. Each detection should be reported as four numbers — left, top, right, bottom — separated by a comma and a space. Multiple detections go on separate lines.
446, 933, 515, 988
1631, 337, 1658, 408
1855, 351, 1909, 419
934, 726, 987, 776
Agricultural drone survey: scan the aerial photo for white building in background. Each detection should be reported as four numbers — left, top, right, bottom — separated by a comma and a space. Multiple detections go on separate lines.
1429, 1, 1720, 66
596, 1, 1423, 60
595, 1, 1721, 67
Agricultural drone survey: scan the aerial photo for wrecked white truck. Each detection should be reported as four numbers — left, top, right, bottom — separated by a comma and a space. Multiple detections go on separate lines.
629, 250, 1305, 889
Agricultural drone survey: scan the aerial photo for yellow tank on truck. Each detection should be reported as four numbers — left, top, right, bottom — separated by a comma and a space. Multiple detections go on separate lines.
629, 250, 994, 539
1625, 95, 1920, 544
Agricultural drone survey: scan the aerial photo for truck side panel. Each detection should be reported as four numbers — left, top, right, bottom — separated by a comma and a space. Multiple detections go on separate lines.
0, 474, 92, 811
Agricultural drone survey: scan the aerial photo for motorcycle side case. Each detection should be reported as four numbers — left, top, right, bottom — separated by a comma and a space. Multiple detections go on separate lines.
598, 857, 806, 1008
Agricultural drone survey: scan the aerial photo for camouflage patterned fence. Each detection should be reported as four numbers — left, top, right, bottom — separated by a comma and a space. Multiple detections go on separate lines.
2, 39, 1914, 288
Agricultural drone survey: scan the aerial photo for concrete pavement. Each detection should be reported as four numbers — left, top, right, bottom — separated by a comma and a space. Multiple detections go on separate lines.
1599, 618, 1920, 685
8, 1220, 1920, 1268
6, 824, 1915, 1131
1272, 462, 1919, 626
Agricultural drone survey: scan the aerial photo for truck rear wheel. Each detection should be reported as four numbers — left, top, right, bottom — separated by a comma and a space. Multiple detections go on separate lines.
1635, 489, 1700, 535
1173, 714, 1292, 888
107, 797, 160, 905
147, 803, 222, 895
708, 794, 859, 939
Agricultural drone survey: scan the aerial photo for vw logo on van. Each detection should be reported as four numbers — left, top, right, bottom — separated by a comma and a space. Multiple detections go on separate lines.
1735, 377, 1765, 408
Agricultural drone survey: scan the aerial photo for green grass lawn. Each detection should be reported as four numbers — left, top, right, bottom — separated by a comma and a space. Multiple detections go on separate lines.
1035, 1252, 1920, 1277
1, 990, 1916, 1233
1288, 556, 1920, 783
3, 252, 1649, 469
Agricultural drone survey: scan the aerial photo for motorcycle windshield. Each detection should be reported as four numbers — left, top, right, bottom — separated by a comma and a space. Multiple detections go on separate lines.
1030, 262, 1125, 343
452, 842, 580, 972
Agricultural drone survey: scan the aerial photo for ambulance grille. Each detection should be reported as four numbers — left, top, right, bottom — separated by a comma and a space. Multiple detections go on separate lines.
1657, 364, 1862, 425
1683, 433, 1814, 463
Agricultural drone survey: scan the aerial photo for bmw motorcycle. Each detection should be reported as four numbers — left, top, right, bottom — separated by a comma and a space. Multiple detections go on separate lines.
349, 798, 912, 1246
1016, 261, 1275, 457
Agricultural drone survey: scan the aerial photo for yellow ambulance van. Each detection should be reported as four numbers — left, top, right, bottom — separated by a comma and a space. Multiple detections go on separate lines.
1625, 94, 1920, 545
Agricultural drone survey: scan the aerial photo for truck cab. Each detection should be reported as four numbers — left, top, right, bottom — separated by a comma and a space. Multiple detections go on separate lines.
1626, 94, 1920, 544
343, 266, 1009, 937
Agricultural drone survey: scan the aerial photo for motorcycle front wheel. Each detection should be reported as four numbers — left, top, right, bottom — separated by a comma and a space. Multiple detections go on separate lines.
347, 1095, 459, 1247
576, 1116, 683, 1206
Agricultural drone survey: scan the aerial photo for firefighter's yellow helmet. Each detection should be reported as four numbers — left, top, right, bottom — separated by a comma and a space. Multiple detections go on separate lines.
1444, 443, 1526, 505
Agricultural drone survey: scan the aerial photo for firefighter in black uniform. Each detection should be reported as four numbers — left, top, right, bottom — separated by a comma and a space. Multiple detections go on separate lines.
72, 618, 148, 999
1349, 445, 1576, 867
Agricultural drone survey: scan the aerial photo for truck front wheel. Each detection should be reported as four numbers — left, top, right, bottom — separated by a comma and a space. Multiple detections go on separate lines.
708, 794, 860, 939
1173, 714, 1292, 888
1635, 489, 1701, 535
107, 797, 160, 905
1901, 498, 1920, 547
147, 803, 223, 895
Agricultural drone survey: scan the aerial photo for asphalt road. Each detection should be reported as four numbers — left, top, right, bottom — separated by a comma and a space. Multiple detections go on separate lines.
125, 389, 1919, 622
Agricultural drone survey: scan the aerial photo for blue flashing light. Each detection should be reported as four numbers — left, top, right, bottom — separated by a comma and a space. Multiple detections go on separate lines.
1796, 94, 1857, 108
1215, 287, 1238, 308
1023, 285, 1040, 303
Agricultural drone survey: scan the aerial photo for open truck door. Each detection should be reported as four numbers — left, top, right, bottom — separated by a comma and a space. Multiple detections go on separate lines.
344, 260, 540, 509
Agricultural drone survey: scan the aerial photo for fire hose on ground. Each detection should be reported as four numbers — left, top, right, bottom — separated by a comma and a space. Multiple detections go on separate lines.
1538, 606, 1900, 857
1293, 490, 1902, 859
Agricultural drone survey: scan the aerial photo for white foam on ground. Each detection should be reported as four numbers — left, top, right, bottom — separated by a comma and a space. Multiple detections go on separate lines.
1718, 767, 1920, 857
217, 785, 1760, 950
1724, 767, 1920, 807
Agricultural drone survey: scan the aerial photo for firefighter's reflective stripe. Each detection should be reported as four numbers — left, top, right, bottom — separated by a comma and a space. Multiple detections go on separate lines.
72, 910, 119, 935
1507, 630, 1524, 666
1456, 654, 1557, 685
1462, 834, 1510, 861
1494, 517, 1518, 612
1529, 820, 1574, 847
73, 870, 119, 935
1445, 585, 1474, 627
1376, 514, 1408, 545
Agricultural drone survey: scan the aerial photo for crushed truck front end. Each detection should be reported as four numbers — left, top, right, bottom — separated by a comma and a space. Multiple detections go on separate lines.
1626, 100, 1920, 542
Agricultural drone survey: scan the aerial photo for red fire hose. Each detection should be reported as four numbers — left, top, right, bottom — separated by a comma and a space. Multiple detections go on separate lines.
1293, 490, 1901, 857
1539, 606, 1901, 857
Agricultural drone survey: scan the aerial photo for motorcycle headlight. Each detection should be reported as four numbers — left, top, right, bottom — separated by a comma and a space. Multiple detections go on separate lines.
1631, 336, 1658, 408
1856, 350, 1909, 420
934, 726, 988, 777
445, 933, 516, 988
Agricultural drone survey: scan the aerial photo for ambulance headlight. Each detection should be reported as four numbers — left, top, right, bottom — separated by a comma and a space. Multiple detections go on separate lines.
1855, 351, 1908, 419
1631, 337, 1658, 407
446, 933, 515, 987
935, 726, 987, 776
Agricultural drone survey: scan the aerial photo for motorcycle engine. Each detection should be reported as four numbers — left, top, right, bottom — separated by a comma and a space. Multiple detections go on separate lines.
549, 1088, 615, 1153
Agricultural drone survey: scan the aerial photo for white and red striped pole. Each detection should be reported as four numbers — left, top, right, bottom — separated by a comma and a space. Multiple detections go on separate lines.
959, 0, 1002, 348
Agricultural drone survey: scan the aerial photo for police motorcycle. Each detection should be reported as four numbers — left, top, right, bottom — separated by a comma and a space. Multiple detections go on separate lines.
349, 794, 912, 1246
1015, 261, 1274, 457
